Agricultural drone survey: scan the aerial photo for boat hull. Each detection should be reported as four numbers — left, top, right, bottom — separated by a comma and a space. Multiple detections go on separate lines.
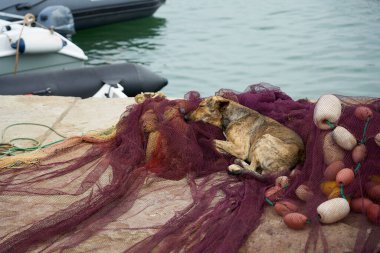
0, 63, 168, 98
0, 54, 85, 76
0, 0, 164, 30
73, 1, 163, 29
0, 19, 88, 76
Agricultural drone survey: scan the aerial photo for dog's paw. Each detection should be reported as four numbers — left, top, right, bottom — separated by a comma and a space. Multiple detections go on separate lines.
216, 147, 228, 154
214, 140, 228, 154
228, 164, 243, 175
234, 158, 249, 167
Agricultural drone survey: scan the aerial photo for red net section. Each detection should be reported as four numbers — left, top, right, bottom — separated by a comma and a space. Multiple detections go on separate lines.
0, 84, 379, 252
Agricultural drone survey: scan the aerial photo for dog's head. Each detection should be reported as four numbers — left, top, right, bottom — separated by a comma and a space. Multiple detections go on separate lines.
188, 96, 230, 128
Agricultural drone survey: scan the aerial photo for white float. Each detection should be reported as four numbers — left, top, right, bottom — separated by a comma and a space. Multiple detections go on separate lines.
11, 29, 64, 54
313, 95, 342, 130
317, 198, 350, 224
332, 126, 357, 151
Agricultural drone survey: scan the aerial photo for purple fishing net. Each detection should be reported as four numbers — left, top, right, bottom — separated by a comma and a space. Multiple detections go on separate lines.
0, 83, 379, 252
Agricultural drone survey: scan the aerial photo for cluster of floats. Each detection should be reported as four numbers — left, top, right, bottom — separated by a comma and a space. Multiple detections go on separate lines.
0, 0, 167, 98
264, 95, 380, 230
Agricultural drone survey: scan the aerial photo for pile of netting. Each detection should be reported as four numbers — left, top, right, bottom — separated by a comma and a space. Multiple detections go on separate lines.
0, 84, 379, 252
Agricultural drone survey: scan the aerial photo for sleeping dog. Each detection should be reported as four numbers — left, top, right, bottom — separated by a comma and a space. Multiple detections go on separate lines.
188, 96, 304, 178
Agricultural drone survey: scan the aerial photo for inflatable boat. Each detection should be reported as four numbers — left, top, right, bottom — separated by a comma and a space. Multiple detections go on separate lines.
0, 0, 166, 30
0, 17, 87, 76
0, 63, 168, 98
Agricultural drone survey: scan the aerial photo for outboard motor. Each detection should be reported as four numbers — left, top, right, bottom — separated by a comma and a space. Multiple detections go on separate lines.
37, 6, 75, 37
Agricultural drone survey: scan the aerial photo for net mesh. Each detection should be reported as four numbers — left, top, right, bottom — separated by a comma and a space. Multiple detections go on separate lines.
0, 83, 379, 253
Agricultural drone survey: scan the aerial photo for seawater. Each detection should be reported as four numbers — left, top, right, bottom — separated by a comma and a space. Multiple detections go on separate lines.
73, 0, 380, 99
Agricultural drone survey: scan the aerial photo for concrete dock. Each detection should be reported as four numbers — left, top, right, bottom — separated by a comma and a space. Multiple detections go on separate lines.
0, 95, 378, 252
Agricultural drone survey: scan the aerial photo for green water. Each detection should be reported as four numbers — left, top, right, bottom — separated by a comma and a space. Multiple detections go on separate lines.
73, 0, 380, 99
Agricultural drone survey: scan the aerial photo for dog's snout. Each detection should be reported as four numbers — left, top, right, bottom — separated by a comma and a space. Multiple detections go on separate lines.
184, 113, 191, 122
179, 107, 190, 122
179, 107, 186, 115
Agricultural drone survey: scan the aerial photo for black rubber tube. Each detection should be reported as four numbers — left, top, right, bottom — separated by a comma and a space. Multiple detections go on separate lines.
0, 63, 168, 98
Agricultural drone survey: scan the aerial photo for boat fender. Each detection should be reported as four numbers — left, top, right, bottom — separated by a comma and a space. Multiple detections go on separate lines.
10, 30, 65, 54
11, 38, 26, 53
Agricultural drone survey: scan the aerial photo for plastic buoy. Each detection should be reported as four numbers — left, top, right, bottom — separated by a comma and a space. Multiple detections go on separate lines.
290, 168, 302, 178
274, 201, 299, 216
367, 184, 380, 202
323, 133, 345, 165
317, 198, 350, 224
324, 161, 345, 180
265, 186, 283, 202
332, 126, 357, 151
327, 187, 341, 199
352, 144, 367, 163
350, 198, 373, 213
283, 213, 308, 230
336, 168, 355, 186
313, 95, 342, 130
295, 184, 313, 202
366, 203, 380, 225
375, 133, 380, 147
354, 106, 373, 121
320, 181, 338, 196
275, 176, 289, 188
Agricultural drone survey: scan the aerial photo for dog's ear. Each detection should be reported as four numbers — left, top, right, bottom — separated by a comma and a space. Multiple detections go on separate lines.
215, 97, 230, 111
217, 100, 229, 111
207, 96, 230, 110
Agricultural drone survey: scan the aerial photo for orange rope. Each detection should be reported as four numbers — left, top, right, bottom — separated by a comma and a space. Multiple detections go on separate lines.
13, 13, 35, 75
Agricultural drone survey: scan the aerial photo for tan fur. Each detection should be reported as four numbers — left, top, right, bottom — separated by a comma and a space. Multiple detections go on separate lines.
189, 96, 304, 177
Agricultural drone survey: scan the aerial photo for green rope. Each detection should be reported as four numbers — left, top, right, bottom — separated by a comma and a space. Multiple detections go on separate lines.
41, 139, 64, 148
1, 123, 66, 141
325, 120, 336, 129
340, 183, 346, 200
354, 163, 362, 175
265, 197, 274, 206
359, 117, 371, 144
0, 139, 64, 158
353, 116, 370, 174
0, 123, 66, 158
10, 137, 40, 150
